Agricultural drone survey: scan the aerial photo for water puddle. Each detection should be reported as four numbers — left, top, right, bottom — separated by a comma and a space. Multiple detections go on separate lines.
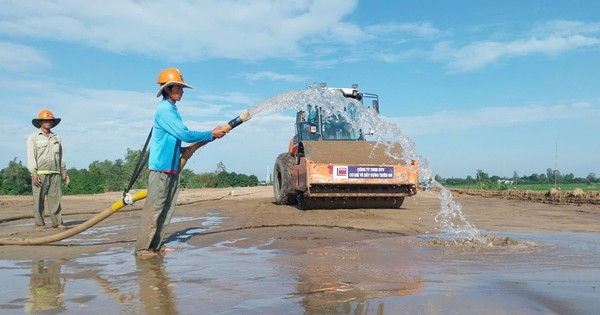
1, 228, 598, 314
63, 224, 138, 245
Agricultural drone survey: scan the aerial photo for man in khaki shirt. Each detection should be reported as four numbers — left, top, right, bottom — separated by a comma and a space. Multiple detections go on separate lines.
27, 110, 70, 230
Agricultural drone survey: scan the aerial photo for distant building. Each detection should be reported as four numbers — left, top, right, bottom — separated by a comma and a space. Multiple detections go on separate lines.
497, 180, 515, 185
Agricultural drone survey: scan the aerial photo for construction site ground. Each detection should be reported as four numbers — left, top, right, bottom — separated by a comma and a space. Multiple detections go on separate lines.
0, 186, 599, 314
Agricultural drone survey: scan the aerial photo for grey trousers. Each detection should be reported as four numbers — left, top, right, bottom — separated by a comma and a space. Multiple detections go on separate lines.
135, 171, 180, 253
32, 174, 63, 227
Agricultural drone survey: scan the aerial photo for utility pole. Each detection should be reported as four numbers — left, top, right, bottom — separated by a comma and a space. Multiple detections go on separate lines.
266, 166, 271, 184
554, 140, 558, 189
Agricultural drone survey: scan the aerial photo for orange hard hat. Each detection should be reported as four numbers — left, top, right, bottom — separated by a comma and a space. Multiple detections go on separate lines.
32, 109, 61, 128
156, 68, 193, 97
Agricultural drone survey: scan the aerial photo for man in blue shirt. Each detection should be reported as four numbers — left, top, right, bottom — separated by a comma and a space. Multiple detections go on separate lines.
135, 68, 227, 256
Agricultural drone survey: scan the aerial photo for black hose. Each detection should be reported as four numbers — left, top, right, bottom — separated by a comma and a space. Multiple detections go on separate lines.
123, 128, 152, 197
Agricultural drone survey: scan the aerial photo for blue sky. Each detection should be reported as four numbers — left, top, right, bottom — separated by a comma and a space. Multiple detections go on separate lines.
1, 0, 599, 181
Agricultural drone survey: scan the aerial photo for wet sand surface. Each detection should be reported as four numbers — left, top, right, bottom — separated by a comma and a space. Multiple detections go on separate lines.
0, 186, 599, 314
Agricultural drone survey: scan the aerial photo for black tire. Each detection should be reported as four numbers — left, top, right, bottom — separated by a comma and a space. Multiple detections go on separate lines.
273, 153, 297, 205
360, 197, 405, 209
298, 197, 405, 210
392, 197, 405, 208
296, 192, 312, 210
296, 194, 339, 210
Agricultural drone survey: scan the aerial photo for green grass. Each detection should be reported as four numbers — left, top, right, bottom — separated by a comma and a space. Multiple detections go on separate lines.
514, 183, 599, 192
444, 183, 600, 192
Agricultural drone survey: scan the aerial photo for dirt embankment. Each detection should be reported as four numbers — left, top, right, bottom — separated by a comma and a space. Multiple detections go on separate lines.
451, 187, 600, 205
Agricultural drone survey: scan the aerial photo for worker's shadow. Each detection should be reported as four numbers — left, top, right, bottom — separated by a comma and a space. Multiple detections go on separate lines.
164, 226, 211, 245
165, 225, 247, 245
63, 219, 87, 226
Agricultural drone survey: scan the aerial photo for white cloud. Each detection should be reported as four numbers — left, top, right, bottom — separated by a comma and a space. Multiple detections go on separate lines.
241, 71, 308, 83
366, 22, 441, 38
0, 42, 51, 71
377, 50, 418, 63
533, 20, 600, 37
432, 20, 600, 72
389, 102, 600, 135
0, 0, 359, 62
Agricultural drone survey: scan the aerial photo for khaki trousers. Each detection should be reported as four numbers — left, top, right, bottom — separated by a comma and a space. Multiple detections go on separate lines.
135, 171, 180, 253
32, 174, 63, 227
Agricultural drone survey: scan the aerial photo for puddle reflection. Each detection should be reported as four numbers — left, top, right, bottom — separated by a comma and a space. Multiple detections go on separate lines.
92, 274, 134, 304
135, 257, 178, 315
288, 241, 425, 315
25, 259, 66, 313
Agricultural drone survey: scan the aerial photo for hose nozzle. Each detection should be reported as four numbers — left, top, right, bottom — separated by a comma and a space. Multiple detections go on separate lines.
224, 110, 251, 131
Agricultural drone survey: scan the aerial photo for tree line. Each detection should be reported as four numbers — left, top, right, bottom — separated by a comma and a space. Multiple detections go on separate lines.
0, 149, 261, 196
2, 152, 597, 195
436, 169, 598, 190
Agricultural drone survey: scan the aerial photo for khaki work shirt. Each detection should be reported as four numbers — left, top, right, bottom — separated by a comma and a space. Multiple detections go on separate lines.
27, 129, 66, 176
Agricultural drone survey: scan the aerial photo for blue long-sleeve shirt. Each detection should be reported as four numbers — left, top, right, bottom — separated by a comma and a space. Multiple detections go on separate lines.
148, 99, 214, 173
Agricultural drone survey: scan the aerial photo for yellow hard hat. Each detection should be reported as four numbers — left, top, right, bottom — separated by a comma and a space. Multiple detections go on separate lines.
32, 109, 61, 128
156, 68, 193, 97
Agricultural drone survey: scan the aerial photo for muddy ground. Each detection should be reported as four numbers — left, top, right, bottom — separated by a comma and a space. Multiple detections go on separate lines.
1, 187, 599, 314
1, 186, 599, 259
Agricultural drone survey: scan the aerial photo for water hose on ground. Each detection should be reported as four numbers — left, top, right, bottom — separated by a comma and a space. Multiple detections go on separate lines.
0, 110, 252, 246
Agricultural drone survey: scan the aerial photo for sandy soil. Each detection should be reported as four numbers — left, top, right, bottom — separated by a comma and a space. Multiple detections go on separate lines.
1, 186, 599, 259
2, 186, 600, 314
451, 187, 600, 205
